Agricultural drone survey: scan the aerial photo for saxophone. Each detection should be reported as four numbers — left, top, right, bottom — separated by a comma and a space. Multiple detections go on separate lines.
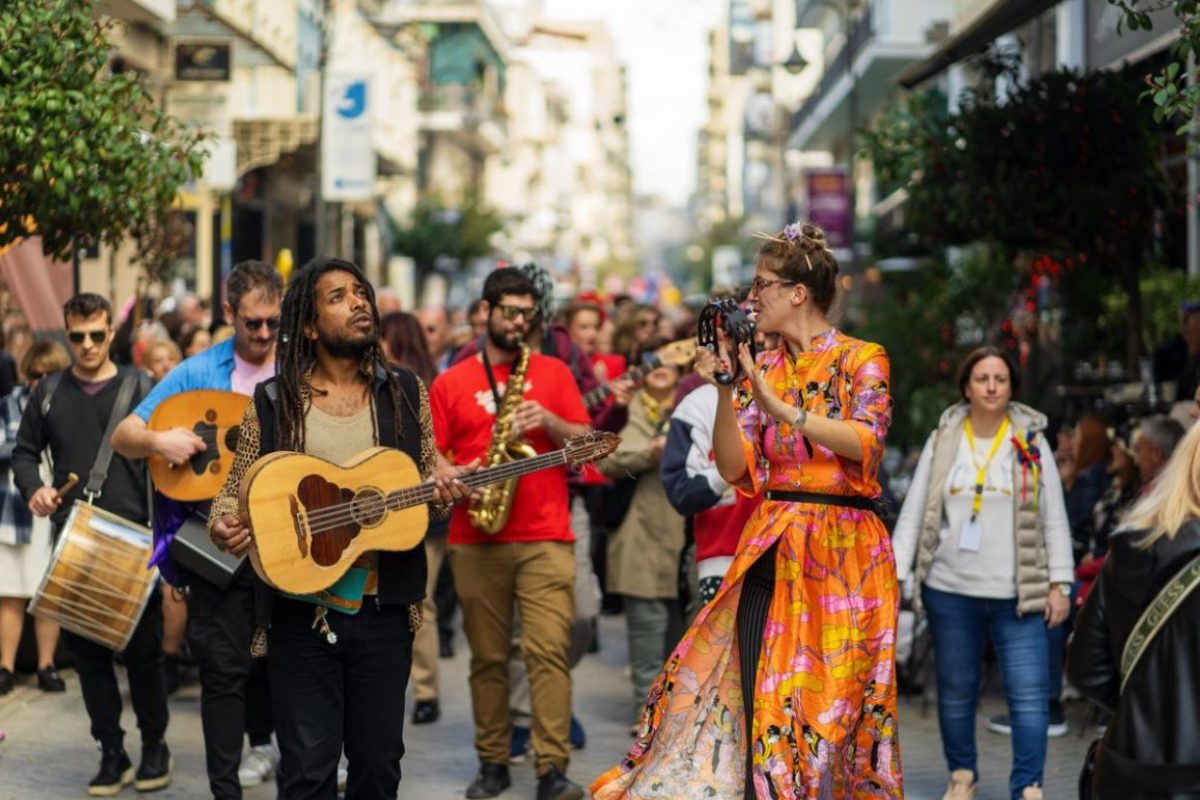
468, 345, 538, 534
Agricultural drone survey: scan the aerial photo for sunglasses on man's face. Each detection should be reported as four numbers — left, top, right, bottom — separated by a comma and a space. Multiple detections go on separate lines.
67, 330, 107, 345
496, 304, 538, 322
241, 316, 281, 332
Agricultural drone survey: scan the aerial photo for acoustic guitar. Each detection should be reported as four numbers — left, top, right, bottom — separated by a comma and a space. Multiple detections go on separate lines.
148, 390, 249, 502
583, 338, 696, 410
239, 432, 620, 595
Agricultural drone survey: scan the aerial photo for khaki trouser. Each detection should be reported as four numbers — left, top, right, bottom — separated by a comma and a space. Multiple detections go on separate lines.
410, 533, 446, 701
450, 540, 575, 775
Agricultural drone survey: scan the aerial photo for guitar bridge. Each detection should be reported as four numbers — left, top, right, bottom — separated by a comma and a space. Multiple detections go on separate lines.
288, 494, 310, 558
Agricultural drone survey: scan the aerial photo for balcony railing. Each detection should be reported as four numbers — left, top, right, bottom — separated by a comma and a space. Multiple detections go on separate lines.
418, 84, 505, 123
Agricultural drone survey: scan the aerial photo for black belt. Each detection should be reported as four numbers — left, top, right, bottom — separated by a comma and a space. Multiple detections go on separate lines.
764, 490, 881, 515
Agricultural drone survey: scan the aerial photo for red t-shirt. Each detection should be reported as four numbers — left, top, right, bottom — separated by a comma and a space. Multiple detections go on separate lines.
430, 351, 590, 545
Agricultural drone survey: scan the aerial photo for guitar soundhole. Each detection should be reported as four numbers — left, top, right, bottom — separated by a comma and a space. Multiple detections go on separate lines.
191, 421, 219, 476
350, 488, 387, 528
205, 408, 217, 423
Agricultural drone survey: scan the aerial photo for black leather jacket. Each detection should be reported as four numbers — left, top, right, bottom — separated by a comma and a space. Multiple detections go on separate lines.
1068, 520, 1200, 799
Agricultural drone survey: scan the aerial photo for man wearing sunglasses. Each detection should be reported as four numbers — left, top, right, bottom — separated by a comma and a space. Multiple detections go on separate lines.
11, 293, 170, 795
430, 268, 592, 800
111, 260, 285, 799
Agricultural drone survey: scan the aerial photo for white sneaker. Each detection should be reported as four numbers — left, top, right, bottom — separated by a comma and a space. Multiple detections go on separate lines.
238, 744, 279, 787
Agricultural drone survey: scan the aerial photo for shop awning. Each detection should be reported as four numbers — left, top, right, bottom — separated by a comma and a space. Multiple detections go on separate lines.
896, 0, 1061, 89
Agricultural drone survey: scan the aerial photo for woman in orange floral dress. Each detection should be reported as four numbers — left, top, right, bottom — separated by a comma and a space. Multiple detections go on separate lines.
592, 222, 902, 799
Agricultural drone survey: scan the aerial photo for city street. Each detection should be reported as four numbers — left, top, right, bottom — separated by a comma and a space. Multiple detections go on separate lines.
0, 615, 1092, 799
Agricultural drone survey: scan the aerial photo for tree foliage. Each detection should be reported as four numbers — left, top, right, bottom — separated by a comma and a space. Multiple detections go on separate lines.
863, 59, 1168, 369
1107, 0, 1200, 133
0, 0, 207, 261
386, 192, 501, 273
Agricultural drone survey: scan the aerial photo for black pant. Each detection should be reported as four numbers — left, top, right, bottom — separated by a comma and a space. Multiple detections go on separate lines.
69, 587, 169, 753
736, 541, 778, 798
187, 570, 274, 800
269, 596, 415, 800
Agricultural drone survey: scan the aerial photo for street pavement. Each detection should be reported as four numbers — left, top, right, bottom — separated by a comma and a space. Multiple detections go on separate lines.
0, 614, 1092, 799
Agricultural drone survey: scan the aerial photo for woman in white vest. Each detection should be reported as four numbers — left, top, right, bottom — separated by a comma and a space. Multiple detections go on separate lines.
892, 346, 1073, 800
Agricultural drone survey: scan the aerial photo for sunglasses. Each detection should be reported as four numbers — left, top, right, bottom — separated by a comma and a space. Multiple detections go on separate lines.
67, 330, 107, 345
749, 276, 797, 294
241, 317, 281, 332
496, 304, 538, 322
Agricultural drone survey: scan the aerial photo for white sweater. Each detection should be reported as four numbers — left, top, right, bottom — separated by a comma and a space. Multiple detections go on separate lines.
892, 429, 1074, 599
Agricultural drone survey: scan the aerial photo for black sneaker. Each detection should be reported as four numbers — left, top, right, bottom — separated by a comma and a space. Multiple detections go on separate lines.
37, 666, 66, 692
87, 747, 134, 797
0, 667, 13, 695
412, 699, 440, 724
536, 765, 583, 800
465, 762, 511, 799
134, 740, 172, 792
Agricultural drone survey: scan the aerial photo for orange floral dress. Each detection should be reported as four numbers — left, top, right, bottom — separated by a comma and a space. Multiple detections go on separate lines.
592, 330, 902, 799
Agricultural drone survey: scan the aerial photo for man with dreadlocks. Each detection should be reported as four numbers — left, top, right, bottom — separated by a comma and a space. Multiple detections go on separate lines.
208, 256, 475, 800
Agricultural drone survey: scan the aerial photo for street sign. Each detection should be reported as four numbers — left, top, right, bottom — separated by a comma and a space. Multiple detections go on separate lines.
322, 74, 376, 201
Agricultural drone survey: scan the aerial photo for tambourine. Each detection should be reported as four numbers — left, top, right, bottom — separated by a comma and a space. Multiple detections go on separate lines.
697, 299, 756, 385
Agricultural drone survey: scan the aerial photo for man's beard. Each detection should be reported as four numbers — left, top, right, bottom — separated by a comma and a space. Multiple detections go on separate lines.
487, 322, 524, 353
324, 331, 378, 359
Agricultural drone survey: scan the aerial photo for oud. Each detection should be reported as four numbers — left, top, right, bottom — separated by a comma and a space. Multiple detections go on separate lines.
583, 338, 695, 409
239, 432, 620, 594
148, 390, 249, 501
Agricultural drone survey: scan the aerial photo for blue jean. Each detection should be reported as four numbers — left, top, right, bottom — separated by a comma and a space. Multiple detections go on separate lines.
923, 585, 1049, 800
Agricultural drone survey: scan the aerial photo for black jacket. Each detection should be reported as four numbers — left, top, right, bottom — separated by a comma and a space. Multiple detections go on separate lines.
254, 366, 428, 608
1068, 521, 1200, 799
12, 368, 152, 531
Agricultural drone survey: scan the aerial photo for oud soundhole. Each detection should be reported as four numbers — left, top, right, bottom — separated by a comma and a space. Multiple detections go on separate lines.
349, 488, 388, 527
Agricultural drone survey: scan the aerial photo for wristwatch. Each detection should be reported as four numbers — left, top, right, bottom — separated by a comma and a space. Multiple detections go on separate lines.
1052, 582, 1072, 599
792, 406, 808, 429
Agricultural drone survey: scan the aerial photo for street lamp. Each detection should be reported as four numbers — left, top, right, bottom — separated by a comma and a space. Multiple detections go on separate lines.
783, 45, 808, 75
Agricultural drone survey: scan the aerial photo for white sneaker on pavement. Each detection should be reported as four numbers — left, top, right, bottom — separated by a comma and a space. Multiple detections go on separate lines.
238, 743, 279, 787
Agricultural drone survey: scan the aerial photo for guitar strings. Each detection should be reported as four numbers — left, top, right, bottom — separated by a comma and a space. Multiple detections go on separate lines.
292, 451, 583, 534
297, 452, 565, 530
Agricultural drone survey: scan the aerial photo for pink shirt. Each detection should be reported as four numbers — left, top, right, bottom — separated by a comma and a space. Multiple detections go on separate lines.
231, 352, 274, 397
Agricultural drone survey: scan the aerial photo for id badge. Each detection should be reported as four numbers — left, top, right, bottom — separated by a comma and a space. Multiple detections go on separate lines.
959, 517, 983, 552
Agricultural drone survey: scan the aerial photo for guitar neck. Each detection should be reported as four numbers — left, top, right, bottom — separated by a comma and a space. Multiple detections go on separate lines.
387, 449, 569, 511
583, 358, 657, 409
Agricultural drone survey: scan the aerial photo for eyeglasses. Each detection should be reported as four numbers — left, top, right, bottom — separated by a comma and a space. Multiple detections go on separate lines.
67, 330, 107, 345
26, 371, 44, 381
496, 304, 538, 322
749, 276, 797, 294
241, 317, 281, 332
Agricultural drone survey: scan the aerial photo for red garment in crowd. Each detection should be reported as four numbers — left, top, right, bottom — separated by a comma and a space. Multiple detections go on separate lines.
693, 491, 760, 562
429, 351, 591, 545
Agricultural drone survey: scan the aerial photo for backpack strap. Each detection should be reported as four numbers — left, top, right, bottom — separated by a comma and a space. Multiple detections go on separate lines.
84, 373, 140, 502
39, 370, 64, 418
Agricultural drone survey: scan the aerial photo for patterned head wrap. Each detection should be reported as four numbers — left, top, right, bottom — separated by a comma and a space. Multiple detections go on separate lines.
517, 261, 554, 323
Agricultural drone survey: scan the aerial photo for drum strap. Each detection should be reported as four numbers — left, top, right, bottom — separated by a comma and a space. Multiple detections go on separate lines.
85, 374, 140, 503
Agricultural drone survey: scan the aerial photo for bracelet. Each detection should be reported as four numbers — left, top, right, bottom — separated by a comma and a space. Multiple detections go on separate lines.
792, 406, 808, 429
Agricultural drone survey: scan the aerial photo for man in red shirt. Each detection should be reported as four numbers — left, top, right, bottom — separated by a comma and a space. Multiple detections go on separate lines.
430, 268, 591, 800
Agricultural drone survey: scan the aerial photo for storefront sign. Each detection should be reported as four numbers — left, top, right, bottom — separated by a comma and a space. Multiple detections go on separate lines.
804, 167, 851, 251
175, 42, 231, 82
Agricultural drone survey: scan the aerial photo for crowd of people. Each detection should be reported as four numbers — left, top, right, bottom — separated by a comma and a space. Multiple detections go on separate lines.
0, 224, 1197, 800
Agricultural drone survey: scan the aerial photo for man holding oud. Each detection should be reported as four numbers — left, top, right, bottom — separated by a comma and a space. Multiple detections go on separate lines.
208, 256, 474, 800
430, 267, 592, 800
12, 294, 170, 796
111, 260, 284, 798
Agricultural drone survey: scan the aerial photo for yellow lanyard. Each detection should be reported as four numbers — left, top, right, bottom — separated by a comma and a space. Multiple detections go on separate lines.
963, 417, 1009, 521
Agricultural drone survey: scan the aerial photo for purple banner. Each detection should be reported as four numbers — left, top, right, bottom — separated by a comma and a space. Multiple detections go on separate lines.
804, 167, 851, 250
